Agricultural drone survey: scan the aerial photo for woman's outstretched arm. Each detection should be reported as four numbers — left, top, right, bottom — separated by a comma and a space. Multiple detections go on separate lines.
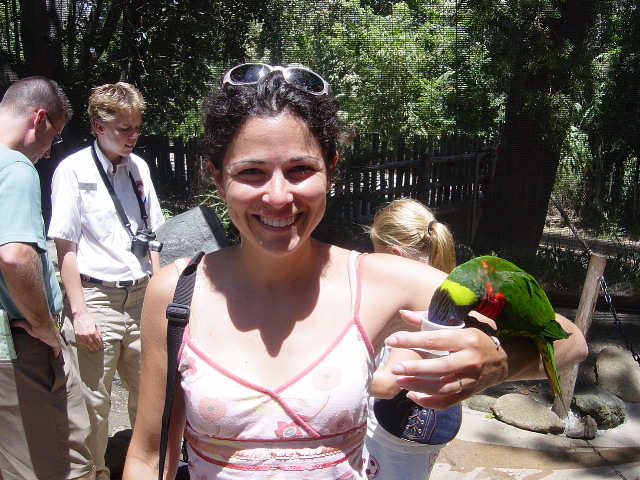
358, 254, 588, 410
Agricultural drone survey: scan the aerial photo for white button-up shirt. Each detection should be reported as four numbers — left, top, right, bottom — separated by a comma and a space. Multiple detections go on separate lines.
49, 141, 164, 281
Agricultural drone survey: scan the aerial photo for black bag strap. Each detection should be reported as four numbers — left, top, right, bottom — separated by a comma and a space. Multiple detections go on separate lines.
90, 143, 149, 234
158, 251, 205, 480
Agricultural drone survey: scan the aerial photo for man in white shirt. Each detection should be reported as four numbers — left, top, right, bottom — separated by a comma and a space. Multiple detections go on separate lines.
49, 82, 164, 480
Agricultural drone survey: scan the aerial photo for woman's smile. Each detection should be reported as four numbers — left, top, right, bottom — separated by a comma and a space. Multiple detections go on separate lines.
259, 213, 300, 228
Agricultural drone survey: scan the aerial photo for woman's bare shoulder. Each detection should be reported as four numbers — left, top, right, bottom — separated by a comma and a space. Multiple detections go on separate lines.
362, 252, 445, 282
359, 253, 446, 309
142, 260, 186, 329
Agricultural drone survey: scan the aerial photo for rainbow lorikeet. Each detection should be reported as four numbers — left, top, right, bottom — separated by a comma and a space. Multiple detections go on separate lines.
427, 255, 570, 401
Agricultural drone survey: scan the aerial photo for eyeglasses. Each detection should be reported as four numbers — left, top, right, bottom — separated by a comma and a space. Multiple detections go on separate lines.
222, 63, 329, 96
45, 112, 63, 146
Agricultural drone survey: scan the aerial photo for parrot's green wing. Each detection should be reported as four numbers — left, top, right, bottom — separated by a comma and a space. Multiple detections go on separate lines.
444, 256, 570, 401
462, 256, 562, 338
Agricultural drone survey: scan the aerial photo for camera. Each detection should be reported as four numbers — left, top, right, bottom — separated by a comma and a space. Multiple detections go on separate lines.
130, 228, 163, 257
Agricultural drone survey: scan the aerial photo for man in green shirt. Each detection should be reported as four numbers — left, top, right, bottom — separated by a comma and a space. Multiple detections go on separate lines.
0, 76, 95, 479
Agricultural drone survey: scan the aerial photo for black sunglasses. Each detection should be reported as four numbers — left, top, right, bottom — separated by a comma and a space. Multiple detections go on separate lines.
45, 112, 63, 146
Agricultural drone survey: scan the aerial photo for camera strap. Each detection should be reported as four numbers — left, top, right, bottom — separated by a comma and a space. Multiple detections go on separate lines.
90, 143, 149, 237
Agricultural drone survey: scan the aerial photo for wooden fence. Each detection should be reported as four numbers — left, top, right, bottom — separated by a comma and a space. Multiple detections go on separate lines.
134, 132, 496, 242
331, 133, 496, 243
134, 135, 206, 199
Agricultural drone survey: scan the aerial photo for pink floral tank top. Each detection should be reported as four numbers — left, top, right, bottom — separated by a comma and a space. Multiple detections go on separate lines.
177, 251, 375, 479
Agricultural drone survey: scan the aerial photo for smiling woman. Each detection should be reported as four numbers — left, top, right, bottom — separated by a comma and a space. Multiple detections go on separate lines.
213, 113, 332, 254
123, 64, 588, 480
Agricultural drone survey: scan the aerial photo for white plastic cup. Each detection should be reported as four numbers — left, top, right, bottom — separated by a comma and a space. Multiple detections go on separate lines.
412, 311, 465, 358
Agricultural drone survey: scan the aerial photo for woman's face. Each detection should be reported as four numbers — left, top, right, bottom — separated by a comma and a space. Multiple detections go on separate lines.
215, 112, 332, 255
94, 108, 142, 164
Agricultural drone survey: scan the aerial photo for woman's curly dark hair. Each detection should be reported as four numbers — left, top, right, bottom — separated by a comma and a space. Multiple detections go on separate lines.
202, 70, 341, 173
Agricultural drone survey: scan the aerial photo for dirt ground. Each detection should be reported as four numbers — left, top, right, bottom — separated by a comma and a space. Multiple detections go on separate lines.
109, 377, 131, 436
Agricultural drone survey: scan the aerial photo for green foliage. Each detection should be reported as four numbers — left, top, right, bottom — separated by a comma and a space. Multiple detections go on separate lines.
606, 250, 640, 295
249, 0, 500, 138
553, 126, 591, 218
0, 1, 259, 137
533, 241, 640, 298
531, 245, 588, 293
0, 0, 506, 140
130, 1, 259, 135
161, 207, 174, 221
443, 38, 505, 136
561, 0, 640, 231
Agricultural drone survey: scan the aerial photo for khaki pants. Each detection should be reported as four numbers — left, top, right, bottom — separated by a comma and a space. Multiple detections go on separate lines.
0, 329, 94, 479
62, 279, 147, 480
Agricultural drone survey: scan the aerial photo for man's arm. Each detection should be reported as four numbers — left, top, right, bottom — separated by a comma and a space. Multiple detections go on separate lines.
0, 242, 61, 357
149, 250, 161, 275
54, 237, 103, 351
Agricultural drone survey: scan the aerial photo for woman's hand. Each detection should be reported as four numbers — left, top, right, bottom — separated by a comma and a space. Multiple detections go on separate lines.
383, 310, 528, 409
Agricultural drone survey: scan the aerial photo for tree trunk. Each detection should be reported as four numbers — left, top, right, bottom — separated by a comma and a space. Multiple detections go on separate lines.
586, 133, 604, 213
472, 71, 560, 266
20, 0, 52, 77
472, 0, 595, 267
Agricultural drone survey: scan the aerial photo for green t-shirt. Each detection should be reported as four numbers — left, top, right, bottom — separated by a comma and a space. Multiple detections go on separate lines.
0, 144, 62, 318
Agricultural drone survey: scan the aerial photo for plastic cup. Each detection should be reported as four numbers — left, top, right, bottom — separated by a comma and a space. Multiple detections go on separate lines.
411, 311, 465, 358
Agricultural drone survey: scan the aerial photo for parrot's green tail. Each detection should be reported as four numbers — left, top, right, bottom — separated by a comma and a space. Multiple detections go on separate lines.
536, 340, 563, 403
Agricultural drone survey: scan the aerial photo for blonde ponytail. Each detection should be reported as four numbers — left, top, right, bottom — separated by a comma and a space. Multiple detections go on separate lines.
370, 198, 456, 273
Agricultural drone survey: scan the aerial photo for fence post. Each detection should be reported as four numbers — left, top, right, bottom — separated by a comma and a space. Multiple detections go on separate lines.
553, 252, 607, 418
158, 135, 171, 188
342, 135, 359, 222
411, 135, 420, 201
173, 136, 186, 192
469, 151, 482, 244
416, 136, 431, 206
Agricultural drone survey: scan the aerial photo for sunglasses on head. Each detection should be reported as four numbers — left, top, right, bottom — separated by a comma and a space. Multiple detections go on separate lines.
222, 63, 329, 96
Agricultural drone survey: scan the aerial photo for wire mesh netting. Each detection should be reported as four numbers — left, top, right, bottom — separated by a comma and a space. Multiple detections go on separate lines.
2, 1, 638, 309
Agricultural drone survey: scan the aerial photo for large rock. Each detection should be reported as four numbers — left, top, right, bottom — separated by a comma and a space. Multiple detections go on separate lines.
565, 414, 598, 440
463, 394, 496, 414
572, 384, 627, 429
156, 206, 229, 266
596, 346, 640, 403
491, 393, 565, 434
